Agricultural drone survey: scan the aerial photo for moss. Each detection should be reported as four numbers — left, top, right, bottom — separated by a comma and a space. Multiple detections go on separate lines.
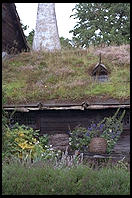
2, 46, 130, 104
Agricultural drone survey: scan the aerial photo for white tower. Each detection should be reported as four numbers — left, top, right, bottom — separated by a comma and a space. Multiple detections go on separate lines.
32, 3, 61, 51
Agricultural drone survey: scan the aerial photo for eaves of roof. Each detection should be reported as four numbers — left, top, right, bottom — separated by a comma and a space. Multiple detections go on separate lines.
3, 101, 130, 112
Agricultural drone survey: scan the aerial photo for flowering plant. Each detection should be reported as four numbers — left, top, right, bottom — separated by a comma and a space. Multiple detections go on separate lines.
68, 108, 126, 153
68, 126, 90, 151
99, 108, 126, 153
3, 123, 60, 162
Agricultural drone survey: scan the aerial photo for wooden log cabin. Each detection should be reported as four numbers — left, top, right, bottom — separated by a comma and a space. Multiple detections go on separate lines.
4, 101, 130, 135
2, 3, 29, 54
3, 99, 130, 154
2, 11, 130, 155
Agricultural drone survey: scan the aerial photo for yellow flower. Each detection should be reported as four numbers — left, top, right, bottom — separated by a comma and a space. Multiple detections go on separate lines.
15, 137, 20, 142
18, 140, 35, 150
26, 145, 34, 149
19, 133, 25, 137
18, 141, 28, 149
32, 138, 37, 143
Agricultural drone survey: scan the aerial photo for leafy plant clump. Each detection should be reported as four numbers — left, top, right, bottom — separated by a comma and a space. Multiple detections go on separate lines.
70, 3, 130, 47
68, 108, 125, 153
2, 122, 60, 163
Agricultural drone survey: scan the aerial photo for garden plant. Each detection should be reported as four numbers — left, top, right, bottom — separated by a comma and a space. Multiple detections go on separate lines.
68, 108, 126, 153
2, 113, 61, 164
2, 108, 129, 195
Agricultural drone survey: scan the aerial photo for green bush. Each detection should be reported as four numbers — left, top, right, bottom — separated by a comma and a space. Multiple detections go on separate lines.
68, 126, 90, 151
2, 162, 130, 195
2, 123, 60, 163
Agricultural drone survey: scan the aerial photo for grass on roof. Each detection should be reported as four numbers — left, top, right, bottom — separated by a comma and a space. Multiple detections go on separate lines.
2, 45, 130, 104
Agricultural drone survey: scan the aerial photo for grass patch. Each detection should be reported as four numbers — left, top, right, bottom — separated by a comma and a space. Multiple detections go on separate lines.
84, 82, 115, 96
2, 161, 130, 195
2, 46, 130, 104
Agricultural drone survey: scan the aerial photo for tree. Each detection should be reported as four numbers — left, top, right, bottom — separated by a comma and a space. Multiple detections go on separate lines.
22, 28, 73, 49
70, 3, 130, 47
21, 22, 35, 47
21, 23, 29, 31
60, 37, 73, 49
26, 29, 35, 47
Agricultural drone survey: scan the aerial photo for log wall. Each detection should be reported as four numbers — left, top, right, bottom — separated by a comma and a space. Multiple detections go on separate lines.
2, 3, 29, 53
10, 108, 130, 134
9, 108, 130, 153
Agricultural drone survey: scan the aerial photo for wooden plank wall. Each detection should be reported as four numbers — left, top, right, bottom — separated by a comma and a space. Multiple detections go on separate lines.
9, 108, 130, 153
2, 3, 28, 53
10, 108, 130, 135
37, 109, 129, 135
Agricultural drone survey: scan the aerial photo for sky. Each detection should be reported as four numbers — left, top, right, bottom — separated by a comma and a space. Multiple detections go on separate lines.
15, 3, 77, 40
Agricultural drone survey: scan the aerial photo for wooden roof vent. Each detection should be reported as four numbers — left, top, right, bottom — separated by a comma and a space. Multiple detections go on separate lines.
92, 53, 108, 82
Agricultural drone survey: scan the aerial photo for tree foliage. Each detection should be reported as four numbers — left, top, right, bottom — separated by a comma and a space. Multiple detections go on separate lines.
60, 37, 73, 49
26, 29, 35, 47
21, 23, 73, 49
70, 3, 130, 47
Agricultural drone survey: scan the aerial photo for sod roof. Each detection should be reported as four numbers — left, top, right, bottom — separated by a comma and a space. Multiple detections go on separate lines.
2, 45, 130, 105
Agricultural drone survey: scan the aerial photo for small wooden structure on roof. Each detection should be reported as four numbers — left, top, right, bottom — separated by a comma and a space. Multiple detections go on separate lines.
2, 3, 29, 54
92, 54, 108, 82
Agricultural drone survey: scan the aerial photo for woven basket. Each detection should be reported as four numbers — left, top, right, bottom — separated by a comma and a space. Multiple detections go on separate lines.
89, 137, 107, 154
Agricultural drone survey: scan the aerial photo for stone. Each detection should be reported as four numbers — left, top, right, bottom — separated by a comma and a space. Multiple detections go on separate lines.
49, 133, 69, 151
